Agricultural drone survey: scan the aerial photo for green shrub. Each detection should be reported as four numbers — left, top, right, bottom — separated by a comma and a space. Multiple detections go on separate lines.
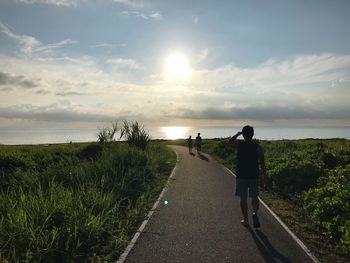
322, 152, 338, 169
303, 167, 350, 254
213, 140, 235, 159
268, 158, 323, 197
78, 143, 103, 160
340, 220, 350, 255
0, 155, 28, 172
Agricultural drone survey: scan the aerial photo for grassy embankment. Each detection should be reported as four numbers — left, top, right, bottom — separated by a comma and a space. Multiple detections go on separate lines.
0, 138, 176, 262
174, 138, 350, 263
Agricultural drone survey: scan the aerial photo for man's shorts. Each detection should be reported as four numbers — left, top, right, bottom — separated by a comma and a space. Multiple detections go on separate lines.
235, 178, 259, 198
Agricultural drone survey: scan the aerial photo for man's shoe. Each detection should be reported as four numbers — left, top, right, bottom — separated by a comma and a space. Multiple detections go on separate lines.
241, 219, 249, 227
252, 214, 260, 228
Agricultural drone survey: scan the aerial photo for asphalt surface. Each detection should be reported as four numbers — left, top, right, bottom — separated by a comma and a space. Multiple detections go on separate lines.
125, 145, 314, 263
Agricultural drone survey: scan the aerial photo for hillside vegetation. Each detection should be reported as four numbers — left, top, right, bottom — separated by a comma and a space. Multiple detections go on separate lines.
0, 140, 175, 262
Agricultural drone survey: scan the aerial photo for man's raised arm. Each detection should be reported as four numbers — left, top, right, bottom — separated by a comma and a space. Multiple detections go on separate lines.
227, 131, 242, 148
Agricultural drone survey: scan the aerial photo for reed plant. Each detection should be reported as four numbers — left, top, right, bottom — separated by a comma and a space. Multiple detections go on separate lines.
120, 121, 150, 150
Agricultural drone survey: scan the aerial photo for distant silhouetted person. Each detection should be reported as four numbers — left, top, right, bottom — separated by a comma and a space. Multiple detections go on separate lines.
228, 125, 267, 227
187, 135, 193, 153
195, 133, 202, 154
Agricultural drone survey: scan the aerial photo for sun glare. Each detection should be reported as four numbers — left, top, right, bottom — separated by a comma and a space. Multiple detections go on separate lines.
165, 53, 191, 80
162, 126, 189, 140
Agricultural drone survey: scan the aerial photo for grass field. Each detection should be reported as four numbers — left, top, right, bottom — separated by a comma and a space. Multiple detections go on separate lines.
0, 140, 176, 262
173, 138, 350, 263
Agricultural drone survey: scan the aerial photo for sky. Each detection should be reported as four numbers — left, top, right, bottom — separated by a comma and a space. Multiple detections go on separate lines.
0, 0, 350, 130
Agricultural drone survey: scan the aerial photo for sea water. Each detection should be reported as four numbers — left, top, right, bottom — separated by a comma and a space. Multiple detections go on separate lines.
0, 126, 349, 145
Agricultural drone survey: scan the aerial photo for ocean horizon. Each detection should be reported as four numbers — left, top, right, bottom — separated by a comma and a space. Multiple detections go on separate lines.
0, 126, 349, 145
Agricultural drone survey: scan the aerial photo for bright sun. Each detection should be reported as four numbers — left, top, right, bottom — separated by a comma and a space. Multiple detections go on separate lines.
165, 53, 191, 80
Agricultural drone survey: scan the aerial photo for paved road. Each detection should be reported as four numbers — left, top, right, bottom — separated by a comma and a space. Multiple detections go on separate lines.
125, 145, 314, 263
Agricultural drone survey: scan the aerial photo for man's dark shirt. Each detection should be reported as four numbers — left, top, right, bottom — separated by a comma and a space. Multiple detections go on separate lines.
187, 138, 193, 147
236, 140, 259, 179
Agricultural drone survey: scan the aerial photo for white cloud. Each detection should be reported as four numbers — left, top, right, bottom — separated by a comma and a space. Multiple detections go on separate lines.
0, 22, 77, 55
0, 22, 41, 54
113, 0, 147, 8
149, 12, 163, 20
15, 0, 79, 7
34, 39, 77, 53
90, 42, 128, 48
190, 53, 350, 95
121, 10, 163, 20
192, 15, 199, 24
197, 48, 208, 63
106, 58, 142, 69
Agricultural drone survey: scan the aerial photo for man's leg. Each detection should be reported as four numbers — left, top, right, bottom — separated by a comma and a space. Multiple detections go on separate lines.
250, 180, 261, 228
240, 197, 248, 222
252, 196, 259, 214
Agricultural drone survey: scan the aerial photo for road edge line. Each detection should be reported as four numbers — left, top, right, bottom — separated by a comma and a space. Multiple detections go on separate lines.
116, 148, 179, 263
223, 166, 320, 263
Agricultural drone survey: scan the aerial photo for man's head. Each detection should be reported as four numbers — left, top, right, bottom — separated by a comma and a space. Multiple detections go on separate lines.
198, 133, 200, 136
242, 125, 254, 140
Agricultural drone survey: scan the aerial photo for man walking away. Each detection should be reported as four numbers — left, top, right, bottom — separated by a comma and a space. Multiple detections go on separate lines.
228, 125, 267, 227
187, 135, 193, 153
195, 133, 202, 154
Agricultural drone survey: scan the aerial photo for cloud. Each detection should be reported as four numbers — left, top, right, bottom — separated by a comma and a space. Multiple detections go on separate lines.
0, 71, 39, 88
0, 104, 115, 122
189, 53, 350, 97
34, 39, 77, 53
113, 0, 147, 8
121, 10, 163, 20
0, 22, 77, 55
192, 15, 199, 24
106, 58, 141, 69
56, 91, 89, 96
90, 42, 128, 48
148, 12, 163, 20
0, 87, 13, 92
158, 53, 350, 123
197, 48, 208, 63
175, 105, 350, 121
0, 22, 41, 55
15, 0, 79, 7
0, 103, 146, 123
35, 89, 51, 95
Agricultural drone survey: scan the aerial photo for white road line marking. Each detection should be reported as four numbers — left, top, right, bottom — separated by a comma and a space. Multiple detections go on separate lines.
223, 166, 320, 263
116, 150, 179, 263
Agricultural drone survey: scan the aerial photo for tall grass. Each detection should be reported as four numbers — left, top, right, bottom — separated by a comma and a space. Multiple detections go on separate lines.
97, 121, 118, 144
0, 141, 175, 262
120, 121, 150, 150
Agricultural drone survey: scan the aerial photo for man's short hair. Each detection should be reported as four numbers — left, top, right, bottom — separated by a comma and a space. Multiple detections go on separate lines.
242, 125, 254, 139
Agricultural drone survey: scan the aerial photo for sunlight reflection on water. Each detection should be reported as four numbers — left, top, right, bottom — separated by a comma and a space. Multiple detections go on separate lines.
161, 126, 189, 140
